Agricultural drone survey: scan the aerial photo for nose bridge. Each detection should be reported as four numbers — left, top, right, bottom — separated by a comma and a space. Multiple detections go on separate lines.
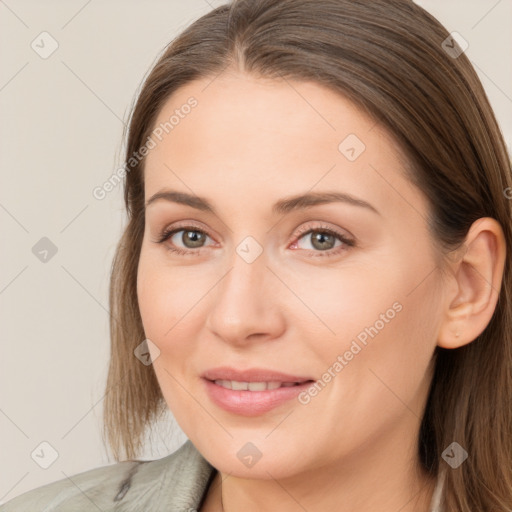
219, 239, 268, 317
205, 236, 281, 343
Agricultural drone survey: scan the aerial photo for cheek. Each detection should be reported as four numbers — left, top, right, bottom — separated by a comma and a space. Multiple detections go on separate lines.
136, 251, 202, 423
137, 249, 188, 360
312, 270, 440, 441
299, 250, 441, 424
137, 246, 195, 335
136, 246, 216, 371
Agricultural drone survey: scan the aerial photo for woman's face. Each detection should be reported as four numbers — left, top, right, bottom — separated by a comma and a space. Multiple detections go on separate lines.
137, 72, 445, 480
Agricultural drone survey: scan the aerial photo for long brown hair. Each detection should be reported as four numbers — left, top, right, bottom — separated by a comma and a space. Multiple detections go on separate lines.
103, 1, 512, 509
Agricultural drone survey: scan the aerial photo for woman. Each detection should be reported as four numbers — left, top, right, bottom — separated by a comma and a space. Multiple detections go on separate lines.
3, 0, 511, 511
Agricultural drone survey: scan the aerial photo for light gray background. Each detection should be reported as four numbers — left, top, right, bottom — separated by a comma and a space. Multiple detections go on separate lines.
1, 0, 511, 503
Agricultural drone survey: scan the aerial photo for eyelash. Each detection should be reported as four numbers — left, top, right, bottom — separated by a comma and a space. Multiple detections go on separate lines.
152, 222, 356, 258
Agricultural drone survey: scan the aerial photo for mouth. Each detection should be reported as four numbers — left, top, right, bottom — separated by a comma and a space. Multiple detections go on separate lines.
210, 379, 311, 391
201, 371, 316, 416
201, 366, 314, 384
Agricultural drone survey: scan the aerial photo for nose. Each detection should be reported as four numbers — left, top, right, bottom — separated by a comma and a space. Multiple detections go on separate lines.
205, 243, 286, 347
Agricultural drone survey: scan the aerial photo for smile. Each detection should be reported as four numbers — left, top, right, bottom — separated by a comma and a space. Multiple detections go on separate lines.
213, 380, 301, 391
203, 378, 315, 416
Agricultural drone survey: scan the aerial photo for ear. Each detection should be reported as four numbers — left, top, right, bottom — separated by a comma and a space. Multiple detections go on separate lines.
437, 217, 507, 349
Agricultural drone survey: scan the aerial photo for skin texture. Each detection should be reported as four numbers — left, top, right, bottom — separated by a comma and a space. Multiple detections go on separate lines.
136, 71, 506, 512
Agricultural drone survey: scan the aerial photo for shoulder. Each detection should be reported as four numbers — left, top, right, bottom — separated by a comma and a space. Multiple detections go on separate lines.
0, 440, 216, 512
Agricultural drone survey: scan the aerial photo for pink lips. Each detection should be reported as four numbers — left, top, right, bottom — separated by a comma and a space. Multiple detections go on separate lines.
201, 366, 315, 416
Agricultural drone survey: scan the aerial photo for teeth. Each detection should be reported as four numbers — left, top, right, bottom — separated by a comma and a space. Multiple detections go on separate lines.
248, 382, 267, 391
231, 380, 248, 390
214, 380, 299, 391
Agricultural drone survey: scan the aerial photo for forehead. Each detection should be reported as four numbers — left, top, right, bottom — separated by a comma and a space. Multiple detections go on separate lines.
143, 72, 427, 224
148, 72, 393, 161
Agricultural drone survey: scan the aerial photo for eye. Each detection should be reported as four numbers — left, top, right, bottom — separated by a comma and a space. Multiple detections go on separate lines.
152, 224, 214, 256
290, 223, 355, 257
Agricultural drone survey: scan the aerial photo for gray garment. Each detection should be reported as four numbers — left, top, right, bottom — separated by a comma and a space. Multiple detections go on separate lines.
1, 440, 445, 511
1, 441, 215, 512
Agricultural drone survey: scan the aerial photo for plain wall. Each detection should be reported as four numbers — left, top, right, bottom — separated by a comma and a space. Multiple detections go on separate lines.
1, 0, 511, 503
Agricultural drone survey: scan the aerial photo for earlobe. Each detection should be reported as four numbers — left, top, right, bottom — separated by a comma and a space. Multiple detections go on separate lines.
437, 217, 506, 349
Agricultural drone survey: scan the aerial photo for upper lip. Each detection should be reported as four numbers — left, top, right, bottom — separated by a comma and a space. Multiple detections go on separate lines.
201, 367, 314, 383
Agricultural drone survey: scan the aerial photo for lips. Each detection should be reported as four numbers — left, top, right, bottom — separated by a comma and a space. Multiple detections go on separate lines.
201, 367, 316, 416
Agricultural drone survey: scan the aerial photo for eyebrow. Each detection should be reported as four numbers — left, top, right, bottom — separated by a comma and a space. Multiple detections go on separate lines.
145, 189, 380, 216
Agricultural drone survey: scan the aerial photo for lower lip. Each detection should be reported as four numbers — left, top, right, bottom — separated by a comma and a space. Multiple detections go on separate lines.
202, 378, 314, 416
